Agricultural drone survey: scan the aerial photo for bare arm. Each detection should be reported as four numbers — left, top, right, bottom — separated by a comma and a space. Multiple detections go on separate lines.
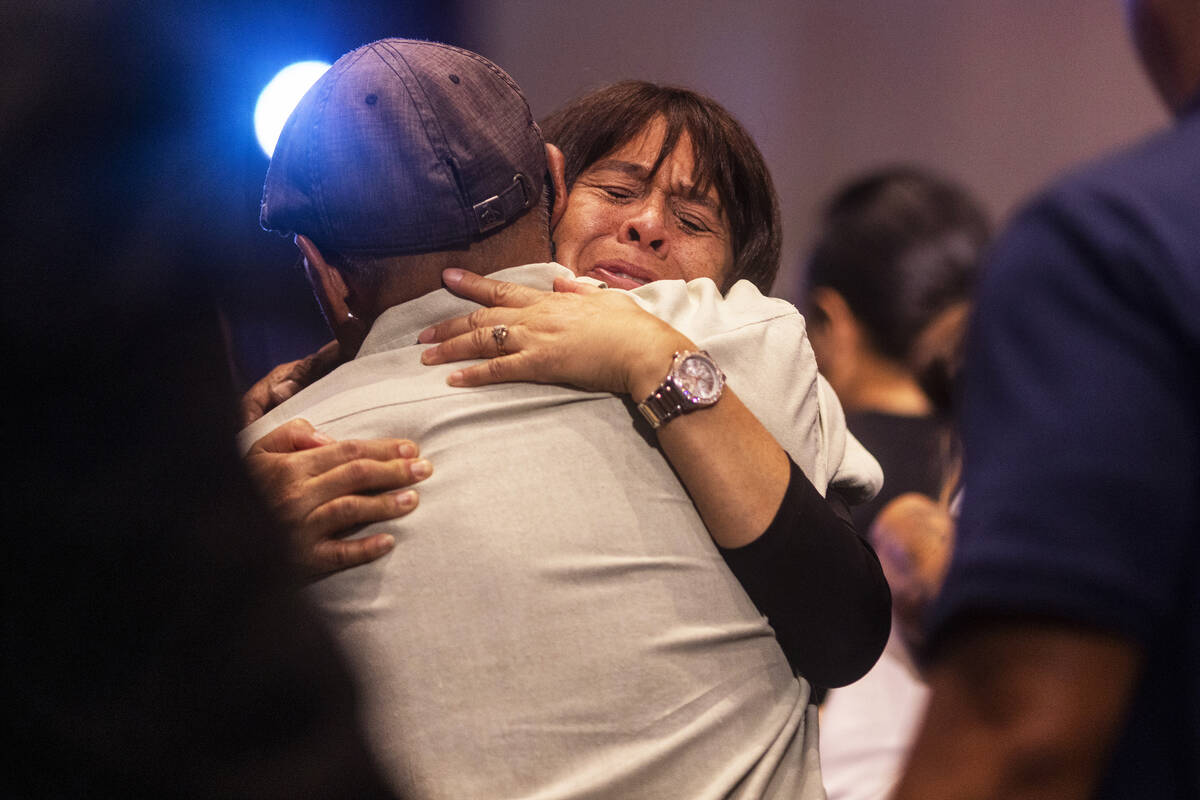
626, 339, 792, 547
893, 619, 1141, 800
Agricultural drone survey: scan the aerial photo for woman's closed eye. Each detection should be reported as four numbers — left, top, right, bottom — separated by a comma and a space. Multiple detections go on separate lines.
676, 213, 710, 233
600, 184, 638, 200
673, 203, 719, 235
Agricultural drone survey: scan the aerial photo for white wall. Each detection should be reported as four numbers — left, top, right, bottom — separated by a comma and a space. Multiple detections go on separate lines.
459, 0, 1165, 303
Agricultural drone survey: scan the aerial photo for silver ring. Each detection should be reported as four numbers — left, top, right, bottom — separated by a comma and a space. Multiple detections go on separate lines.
491, 324, 509, 356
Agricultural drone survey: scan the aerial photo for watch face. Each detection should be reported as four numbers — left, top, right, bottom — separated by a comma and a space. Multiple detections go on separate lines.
676, 353, 724, 404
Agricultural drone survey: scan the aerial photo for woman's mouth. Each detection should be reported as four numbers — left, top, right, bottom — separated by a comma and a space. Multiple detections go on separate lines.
585, 261, 654, 290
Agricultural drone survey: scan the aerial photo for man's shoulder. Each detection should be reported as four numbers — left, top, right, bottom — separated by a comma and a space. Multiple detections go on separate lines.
236, 366, 355, 454
236, 348, 421, 453
491, 261, 574, 288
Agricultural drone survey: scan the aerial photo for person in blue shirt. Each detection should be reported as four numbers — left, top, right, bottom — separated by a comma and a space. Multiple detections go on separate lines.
894, 2, 1200, 798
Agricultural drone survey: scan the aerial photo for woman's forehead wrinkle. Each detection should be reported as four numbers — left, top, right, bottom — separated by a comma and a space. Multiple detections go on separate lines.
650, 115, 683, 176
660, 134, 722, 211
673, 154, 723, 217
589, 159, 646, 178
682, 125, 719, 207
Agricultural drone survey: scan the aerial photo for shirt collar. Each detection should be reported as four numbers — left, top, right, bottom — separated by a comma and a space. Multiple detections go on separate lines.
355, 262, 575, 358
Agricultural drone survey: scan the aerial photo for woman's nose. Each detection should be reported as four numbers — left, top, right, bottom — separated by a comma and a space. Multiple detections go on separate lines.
619, 199, 669, 256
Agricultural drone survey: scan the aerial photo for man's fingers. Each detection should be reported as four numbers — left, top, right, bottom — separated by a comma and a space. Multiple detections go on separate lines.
268, 379, 302, 406
240, 394, 268, 425
240, 363, 297, 426
238, 341, 343, 426
280, 340, 342, 386
309, 531, 398, 576
302, 339, 343, 380
240, 357, 313, 426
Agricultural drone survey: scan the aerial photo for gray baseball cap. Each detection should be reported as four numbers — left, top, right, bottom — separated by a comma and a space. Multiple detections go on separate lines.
261, 39, 545, 255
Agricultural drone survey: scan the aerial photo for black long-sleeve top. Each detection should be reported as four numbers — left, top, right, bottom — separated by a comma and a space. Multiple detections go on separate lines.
720, 457, 892, 689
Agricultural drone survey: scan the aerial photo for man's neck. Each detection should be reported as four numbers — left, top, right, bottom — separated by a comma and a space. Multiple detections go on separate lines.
359, 240, 552, 325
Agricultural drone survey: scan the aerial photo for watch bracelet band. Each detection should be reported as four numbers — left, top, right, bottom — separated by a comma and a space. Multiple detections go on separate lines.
637, 379, 686, 430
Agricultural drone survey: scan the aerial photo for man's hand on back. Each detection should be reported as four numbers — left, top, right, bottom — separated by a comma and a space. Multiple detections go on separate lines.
240, 340, 343, 426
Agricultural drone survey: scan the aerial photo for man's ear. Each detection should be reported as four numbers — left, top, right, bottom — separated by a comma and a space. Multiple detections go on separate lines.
545, 143, 569, 230
295, 234, 367, 358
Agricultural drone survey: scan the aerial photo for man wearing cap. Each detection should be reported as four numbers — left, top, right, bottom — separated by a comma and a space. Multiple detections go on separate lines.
241, 38, 885, 799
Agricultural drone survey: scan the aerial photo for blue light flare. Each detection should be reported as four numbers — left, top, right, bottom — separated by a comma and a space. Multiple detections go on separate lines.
254, 61, 331, 158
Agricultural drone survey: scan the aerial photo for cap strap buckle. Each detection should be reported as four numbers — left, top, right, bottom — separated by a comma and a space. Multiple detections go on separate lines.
473, 173, 531, 234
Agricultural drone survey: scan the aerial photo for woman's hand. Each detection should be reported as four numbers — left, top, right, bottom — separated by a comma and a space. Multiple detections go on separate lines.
244, 418, 432, 579
418, 268, 692, 398
869, 492, 955, 651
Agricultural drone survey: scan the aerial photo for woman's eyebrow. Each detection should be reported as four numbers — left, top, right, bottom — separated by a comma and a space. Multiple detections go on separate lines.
588, 159, 649, 178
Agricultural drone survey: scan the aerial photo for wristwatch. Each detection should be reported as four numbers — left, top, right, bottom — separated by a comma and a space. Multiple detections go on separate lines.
637, 350, 725, 430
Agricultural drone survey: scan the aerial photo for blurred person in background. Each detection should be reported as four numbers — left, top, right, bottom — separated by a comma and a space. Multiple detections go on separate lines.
803, 165, 988, 533
803, 166, 988, 800
2, 3, 396, 796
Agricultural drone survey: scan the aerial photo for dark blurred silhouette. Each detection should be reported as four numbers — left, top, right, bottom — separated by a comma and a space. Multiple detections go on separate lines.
1, 4, 395, 796
895, 1, 1200, 798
